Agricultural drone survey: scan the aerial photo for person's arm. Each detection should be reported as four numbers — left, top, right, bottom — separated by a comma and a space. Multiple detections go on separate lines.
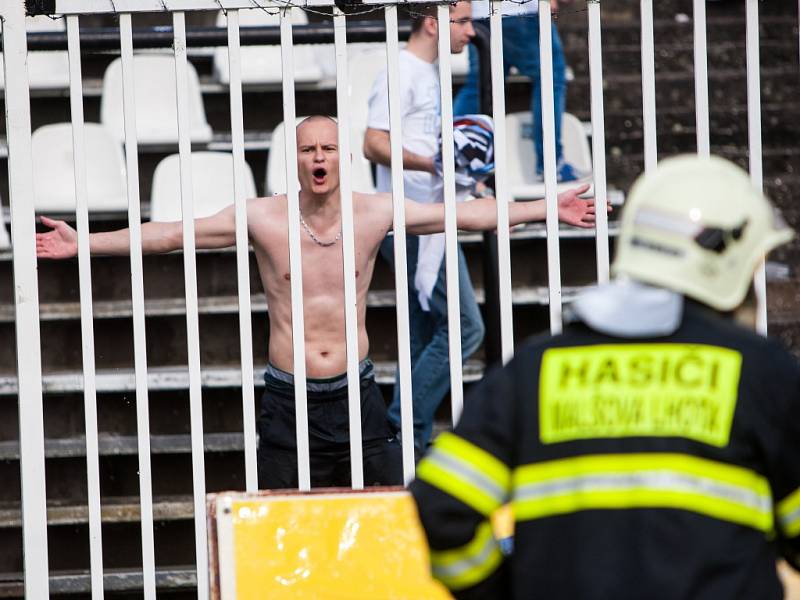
36, 203, 238, 259
364, 67, 436, 174
363, 127, 436, 174
403, 183, 603, 235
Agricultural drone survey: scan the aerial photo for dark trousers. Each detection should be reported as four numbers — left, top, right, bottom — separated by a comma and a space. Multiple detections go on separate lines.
257, 361, 403, 489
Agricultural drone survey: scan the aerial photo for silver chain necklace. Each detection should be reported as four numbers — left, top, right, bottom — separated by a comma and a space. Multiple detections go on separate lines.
299, 212, 342, 247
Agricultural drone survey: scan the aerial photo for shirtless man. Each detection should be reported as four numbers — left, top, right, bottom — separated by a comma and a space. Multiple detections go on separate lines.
36, 115, 599, 489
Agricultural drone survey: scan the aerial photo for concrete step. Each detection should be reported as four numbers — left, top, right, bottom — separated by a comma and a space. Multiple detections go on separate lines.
6, 295, 580, 372
603, 147, 800, 188
0, 495, 194, 529
565, 39, 796, 82
0, 445, 248, 502
562, 67, 799, 119
0, 284, 587, 323
2, 223, 616, 306
0, 359, 487, 396
0, 566, 196, 597
0, 432, 244, 460
0, 386, 253, 440
766, 278, 800, 326
559, 13, 797, 46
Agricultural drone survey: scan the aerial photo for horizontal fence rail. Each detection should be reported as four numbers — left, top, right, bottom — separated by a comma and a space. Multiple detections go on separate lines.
14, 22, 414, 51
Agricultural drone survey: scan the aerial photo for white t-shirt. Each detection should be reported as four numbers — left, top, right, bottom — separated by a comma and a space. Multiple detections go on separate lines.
367, 50, 442, 204
470, 0, 538, 19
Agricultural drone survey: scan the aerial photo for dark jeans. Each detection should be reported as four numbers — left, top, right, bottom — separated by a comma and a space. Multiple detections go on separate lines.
380, 236, 484, 452
257, 360, 403, 489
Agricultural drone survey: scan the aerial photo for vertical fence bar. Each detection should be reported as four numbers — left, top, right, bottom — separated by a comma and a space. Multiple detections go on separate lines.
437, 4, 465, 423
118, 15, 156, 599
692, 0, 710, 156
172, 13, 209, 598
66, 15, 104, 598
587, 0, 610, 283
1, 4, 49, 597
489, 0, 514, 363
332, 6, 364, 489
539, 0, 563, 334
640, 0, 657, 171
279, 8, 311, 491
384, 5, 415, 481
746, 0, 768, 335
225, 9, 258, 492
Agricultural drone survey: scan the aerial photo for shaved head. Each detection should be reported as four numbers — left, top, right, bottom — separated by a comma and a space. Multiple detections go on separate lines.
297, 115, 337, 137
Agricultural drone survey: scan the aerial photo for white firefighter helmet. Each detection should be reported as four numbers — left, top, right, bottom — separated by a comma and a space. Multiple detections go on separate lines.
612, 154, 794, 311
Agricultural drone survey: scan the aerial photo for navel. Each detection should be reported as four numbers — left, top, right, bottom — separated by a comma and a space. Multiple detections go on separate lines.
283, 273, 290, 281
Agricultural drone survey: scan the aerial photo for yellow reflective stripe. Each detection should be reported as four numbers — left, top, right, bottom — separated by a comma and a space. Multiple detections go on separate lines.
416, 433, 510, 516
515, 454, 768, 491
512, 454, 773, 533
777, 487, 800, 538
435, 433, 511, 491
430, 521, 503, 590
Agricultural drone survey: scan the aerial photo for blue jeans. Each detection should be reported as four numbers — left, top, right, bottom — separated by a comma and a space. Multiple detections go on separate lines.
380, 235, 485, 452
453, 15, 567, 173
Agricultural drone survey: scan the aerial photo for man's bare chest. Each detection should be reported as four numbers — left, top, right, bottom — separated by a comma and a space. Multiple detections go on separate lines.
253, 232, 377, 294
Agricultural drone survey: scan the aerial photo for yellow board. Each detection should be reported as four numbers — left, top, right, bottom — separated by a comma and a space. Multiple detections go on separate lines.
222, 490, 452, 599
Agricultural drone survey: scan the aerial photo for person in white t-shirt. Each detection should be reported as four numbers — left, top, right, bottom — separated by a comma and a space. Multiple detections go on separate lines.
365, 1, 481, 456
363, 2, 595, 456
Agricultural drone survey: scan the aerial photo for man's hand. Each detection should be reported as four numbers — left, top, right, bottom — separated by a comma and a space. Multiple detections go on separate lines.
36, 216, 77, 259
557, 183, 610, 228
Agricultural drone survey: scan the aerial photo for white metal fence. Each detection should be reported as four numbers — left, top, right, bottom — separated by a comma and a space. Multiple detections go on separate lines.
0, 0, 778, 596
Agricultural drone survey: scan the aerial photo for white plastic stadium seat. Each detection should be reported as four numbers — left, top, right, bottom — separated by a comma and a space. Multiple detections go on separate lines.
0, 219, 9, 250
213, 8, 323, 85
0, 16, 70, 90
150, 151, 257, 222
32, 123, 128, 213
315, 42, 386, 81
267, 117, 376, 196
266, 119, 304, 196
345, 46, 396, 194
100, 55, 213, 145
505, 111, 593, 200
346, 46, 386, 136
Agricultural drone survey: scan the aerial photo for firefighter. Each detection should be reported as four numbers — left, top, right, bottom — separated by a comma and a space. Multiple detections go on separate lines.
410, 154, 800, 599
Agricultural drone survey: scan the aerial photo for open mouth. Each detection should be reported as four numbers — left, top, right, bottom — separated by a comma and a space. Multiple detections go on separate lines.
312, 168, 327, 184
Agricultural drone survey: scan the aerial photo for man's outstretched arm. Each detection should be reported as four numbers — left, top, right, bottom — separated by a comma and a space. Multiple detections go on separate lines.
36, 204, 238, 259
403, 184, 606, 235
